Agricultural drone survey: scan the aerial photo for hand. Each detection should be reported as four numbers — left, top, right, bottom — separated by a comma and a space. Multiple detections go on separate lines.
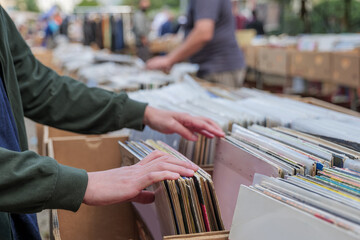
141, 36, 148, 46
83, 150, 199, 206
146, 55, 174, 71
143, 106, 225, 141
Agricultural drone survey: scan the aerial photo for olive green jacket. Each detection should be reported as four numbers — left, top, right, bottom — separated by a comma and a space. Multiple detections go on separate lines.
0, 6, 147, 239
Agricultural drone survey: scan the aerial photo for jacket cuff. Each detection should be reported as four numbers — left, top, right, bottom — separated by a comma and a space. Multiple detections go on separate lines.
44, 164, 88, 212
120, 97, 148, 131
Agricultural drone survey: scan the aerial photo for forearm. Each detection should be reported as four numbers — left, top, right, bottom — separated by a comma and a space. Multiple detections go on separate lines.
167, 20, 214, 64
167, 31, 208, 64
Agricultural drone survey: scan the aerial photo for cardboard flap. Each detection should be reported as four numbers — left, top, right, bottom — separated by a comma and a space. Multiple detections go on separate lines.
48, 135, 140, 240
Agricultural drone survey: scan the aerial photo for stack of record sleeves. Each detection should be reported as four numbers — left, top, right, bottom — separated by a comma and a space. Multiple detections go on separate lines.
230, 168, 360, 239
119, 140, 224, 236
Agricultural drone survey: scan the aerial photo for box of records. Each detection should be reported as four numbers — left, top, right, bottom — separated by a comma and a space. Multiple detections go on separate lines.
230, 169, 360, 240
332, 51, 360, 88
213, 123, 360, 229
119, 140, 226, 239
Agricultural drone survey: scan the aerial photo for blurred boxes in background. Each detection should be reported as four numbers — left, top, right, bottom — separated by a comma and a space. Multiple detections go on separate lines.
150, 36, 181, 54
290, 51, 332, 82
332, 52, 360, 88
307, 52, 332, 82
244, 45, 360, 89
257, 47, 290, 76
243, 45, 258, 69
235, 29, 256, 48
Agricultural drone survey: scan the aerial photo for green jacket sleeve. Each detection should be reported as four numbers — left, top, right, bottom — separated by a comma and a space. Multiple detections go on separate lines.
0, 148, 88, 213
0, 7, 147, 214
6, 11, 147, 134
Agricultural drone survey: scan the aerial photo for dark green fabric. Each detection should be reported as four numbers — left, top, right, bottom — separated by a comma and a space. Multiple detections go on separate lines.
0, 6, 148, 239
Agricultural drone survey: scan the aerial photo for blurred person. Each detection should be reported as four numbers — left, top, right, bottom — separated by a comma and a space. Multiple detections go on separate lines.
42, 15, 60, 48
160, 13, 177, 36
147, 0, 246, 88
152, 7, 170, 37
53, 11, 63, 26
59, 16, 69, 37
133, 0, 152, 61
68, 18, 84, 42
232, 0, 247, 30
0, 6, 225, 240
246, 10, 265, 35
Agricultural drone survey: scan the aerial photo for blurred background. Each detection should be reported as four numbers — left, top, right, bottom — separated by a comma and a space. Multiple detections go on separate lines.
1, 1, 360, 239
2, 0, 360, 38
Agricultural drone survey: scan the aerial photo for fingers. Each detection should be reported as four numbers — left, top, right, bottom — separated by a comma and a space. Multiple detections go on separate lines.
146, 58, 157, 70
139, 151, 198, 171
169, 119, 199, 141
197, 129, 215, 138
178, 114, 225, 138
138, 150, 167, 165
130, 190, 155, 204
146, 57, 169, 70
199, 117, 225, 135
145, 154, 198, 171
144, 162, 195, 177
138, 171, 180, 190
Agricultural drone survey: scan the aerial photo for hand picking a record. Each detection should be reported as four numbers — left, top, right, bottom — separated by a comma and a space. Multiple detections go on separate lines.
143, 106, 225, 141
83, 150, 199, 206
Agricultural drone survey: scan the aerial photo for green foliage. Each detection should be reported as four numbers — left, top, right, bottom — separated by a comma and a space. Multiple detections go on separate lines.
282, 5, 305, 35
15, 0, 39, 12
77, 0, 101, 7
310, 0, 360, 33
277, 0, 360, 35
122, 0, 180, 11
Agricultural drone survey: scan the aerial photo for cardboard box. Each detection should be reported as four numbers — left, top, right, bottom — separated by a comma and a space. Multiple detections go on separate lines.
48, 135, 144, 240
150, 37, 181, 54
37, 125, 86, 156
235, 29, 256, 48
243, 45, 258, 69
290, 50, 333, 82
307, 52, 332, 82
332, 52, 360, 88
257, 47, 290, 76
48, 135, 225, 240
289, 50, 312, 79
163, 231, 229, 240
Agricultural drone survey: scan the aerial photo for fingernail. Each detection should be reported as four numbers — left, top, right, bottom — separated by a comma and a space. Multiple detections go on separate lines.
186, 169, 195, 175
191, 163, 199, 170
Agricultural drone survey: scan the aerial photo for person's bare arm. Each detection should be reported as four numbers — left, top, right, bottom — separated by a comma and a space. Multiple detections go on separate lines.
146, 19, 215, 71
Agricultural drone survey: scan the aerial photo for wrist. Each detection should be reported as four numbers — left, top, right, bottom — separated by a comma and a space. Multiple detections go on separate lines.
166, 53, 177, 67
143, 105, 153, 126
83, 172, 96, 205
